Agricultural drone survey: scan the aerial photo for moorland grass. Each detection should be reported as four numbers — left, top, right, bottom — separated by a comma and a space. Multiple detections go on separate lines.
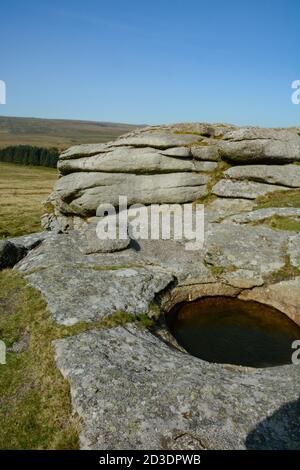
0, 162, 57, 238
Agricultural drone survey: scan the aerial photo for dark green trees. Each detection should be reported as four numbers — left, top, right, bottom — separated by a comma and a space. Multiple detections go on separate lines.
0, 146, 59, 168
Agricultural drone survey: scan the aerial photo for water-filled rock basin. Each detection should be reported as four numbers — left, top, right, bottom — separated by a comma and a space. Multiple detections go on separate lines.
166, 297, 300, 368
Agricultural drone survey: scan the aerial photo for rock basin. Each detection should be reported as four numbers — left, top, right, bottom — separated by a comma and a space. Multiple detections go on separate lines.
165, 297, 300, 368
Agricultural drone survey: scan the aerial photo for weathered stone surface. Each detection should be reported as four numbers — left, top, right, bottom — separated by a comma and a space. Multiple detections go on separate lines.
58, 147, 211, 175
160, 146, 191, 158
132, 238, 214, 286
0, 240, 26, 270
239, 278, 300, 326
16, 234, 173, 325
218, 128, 300, 163
60, 143, 111, 160
25, 264, 172, 325
224, 164, 300, 188
193, 161, 218, 172
224, 207, 300, 224
9, 232, 50, 250
205, 198, 254, 222
190, 145, 219, 161
0, 232, 51, 270
110, 131, 201, 149
54, 325, 300, 450
15, 220, 291, 326
204, 223, 288, 275
54, 172, 209, 215
222, 127, 299, 141
221, 269, 264, 289
161, 282, 240, 311
288, 234, 300, 269
212, 179, 288, 199
72, 228, 130, 255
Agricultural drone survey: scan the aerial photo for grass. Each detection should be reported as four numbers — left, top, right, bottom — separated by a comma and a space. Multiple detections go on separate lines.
173, 130, 203, 136
0, 269, 154, 449
193, 160, 230, 205
0, 162, 57, 238
267, 250, 300, 284
256, 215, 300, 232
255, 189, 300, 210
0, 269, 79, 449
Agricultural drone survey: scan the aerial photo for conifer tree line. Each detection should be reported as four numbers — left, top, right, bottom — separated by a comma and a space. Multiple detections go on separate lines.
0, 145, 59, 168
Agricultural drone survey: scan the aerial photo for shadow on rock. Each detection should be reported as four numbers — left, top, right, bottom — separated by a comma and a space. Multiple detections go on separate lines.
246, 397, 300, 450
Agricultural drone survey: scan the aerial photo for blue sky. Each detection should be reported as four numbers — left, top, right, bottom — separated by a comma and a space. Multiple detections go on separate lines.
0, 0, 299, 126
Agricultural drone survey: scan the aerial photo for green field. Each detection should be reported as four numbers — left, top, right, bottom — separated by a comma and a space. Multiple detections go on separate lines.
0, 162, 57, 238
0, 115, 140, 149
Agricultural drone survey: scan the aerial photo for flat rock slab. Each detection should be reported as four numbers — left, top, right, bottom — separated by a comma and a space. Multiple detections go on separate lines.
24, 263, 172, 326
218, 137, 300, 163
15, 220, 292, 326
9, 231, 50, 250
60, 143, 112, 160
54, 325, 300, 450
205, 198, 255, 223
204, 223, 288, 275
54, 172, 209, 215
224, 164, 300, 188
58, 147, 214, 175
110, 131, 201, 149
212, 179, 288, 199
224, 207, 300, 224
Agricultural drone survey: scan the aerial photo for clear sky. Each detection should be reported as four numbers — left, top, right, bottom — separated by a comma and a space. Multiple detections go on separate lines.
0, 0, 299, 126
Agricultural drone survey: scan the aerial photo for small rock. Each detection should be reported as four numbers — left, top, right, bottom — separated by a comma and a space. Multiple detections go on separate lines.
8, 332, 30, 354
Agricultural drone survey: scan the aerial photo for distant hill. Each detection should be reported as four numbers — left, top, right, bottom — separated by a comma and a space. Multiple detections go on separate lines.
0, 116, 142, 150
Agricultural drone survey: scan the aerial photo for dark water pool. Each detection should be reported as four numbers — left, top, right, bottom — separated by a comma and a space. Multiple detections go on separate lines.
166, 297, 300, 368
